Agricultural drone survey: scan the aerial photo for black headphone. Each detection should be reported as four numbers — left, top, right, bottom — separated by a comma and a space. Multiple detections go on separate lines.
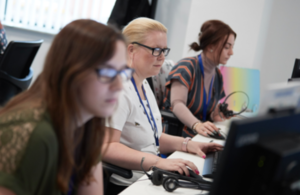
140, 157, 212, 192
219, 91, 249, 118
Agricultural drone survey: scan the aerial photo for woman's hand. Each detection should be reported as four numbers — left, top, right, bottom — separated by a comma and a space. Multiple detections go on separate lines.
194, 121, 219, 137
187, 141, 223, 158
155, 158, 200, 176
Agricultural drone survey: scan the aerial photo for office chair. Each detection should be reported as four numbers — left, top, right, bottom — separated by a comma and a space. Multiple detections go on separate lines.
147, 60, 184, 137
102, 162, 132, 194
0, 40, 43, 106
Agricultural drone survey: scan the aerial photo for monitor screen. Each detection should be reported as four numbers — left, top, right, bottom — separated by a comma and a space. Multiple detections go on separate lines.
291, 59, 300, 78
210, 112, 300, 195
258, 82, 300, 115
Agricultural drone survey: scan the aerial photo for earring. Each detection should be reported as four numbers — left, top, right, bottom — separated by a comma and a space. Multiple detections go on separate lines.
210, 49, 213, 52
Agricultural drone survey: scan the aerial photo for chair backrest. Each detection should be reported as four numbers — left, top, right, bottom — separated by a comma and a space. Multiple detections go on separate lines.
0, 40, 43, 78
0, 40, 43, 106
147, 59, 174, 109
146, 60, 184, 136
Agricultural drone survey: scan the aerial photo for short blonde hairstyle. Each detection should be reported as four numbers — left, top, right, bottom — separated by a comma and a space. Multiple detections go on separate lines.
123, 17, 167, 43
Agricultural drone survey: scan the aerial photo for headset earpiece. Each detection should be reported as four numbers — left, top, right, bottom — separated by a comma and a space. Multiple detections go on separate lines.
219, 103, 235, 118
163, 176, 179, 192
219, 91, 250, 118
219, 103, 227, 112
151, 169, 164, 185
140, 157, 212, 192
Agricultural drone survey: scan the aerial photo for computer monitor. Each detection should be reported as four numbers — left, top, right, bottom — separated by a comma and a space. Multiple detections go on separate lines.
258, 82, 300, 115
291, 59, 300, 79
210, 111, 300, 195
288, 59, 300, 83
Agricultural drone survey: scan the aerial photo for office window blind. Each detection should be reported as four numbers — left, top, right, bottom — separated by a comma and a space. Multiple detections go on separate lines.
0, 0, 116, 34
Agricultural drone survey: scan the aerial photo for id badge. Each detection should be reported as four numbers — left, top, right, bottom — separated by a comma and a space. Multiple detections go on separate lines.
156, 146, 160, 155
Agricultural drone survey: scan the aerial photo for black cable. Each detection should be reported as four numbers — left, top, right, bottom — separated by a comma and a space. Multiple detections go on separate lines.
140, 157, 152, 179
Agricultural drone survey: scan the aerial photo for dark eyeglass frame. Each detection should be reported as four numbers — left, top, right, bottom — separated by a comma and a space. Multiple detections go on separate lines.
95, 67, 135, 83
131, 42, 170, 57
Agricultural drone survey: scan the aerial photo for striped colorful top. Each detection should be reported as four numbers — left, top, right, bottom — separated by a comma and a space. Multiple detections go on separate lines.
0, 26, 7, 55
162, 56, 225, 138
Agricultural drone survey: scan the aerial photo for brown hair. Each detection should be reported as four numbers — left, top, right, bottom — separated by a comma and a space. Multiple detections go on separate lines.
190, 20, 236, 62
0, 19, 126, 192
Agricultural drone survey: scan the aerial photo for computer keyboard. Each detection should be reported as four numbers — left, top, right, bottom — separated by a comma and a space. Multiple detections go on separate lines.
202, 150, 223, 179
212, 150, 222, 173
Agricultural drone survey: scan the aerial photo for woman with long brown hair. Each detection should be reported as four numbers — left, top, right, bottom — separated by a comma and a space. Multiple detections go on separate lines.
163, 20, 236, 138
0, 19, 133, 195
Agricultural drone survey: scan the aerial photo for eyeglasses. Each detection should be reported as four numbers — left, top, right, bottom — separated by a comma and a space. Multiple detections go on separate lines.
132, 42, 170, 57
95, 67, 135, 83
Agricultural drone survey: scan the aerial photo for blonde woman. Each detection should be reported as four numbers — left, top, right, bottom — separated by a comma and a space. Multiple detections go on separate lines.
102, 18, 222, 194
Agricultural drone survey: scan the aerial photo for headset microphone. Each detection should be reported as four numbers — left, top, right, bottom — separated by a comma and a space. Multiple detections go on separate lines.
219, 91, 250, 118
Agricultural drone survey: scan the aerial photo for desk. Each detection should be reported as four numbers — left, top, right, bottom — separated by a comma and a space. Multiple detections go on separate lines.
119, 122, 230, 195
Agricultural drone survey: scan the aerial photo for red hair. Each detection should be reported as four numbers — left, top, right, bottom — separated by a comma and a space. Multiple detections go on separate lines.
190, 20, 236, 62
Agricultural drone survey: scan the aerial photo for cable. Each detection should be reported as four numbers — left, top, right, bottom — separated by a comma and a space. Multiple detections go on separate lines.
140, 157, 152, 179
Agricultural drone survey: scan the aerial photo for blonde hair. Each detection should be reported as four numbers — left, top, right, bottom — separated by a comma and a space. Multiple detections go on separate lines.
123, 17, 167, 43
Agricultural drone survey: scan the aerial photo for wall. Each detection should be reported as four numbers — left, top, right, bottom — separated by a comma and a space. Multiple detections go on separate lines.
182, 0, 273, 70
4, 0, 300, 97
155, 0, 192, 63
156, 0, 300, 98
4, 0, 193, 82
259, 0, 300, 92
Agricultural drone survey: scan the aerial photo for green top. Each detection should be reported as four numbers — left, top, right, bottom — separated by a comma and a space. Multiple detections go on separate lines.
0, 105, 62, 195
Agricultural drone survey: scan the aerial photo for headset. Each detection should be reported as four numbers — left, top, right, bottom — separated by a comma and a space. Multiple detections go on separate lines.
219, 91, 250, 118
140, 157, 212, 192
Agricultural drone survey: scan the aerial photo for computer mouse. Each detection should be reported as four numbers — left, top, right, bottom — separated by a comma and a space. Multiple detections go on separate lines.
174, 169, 204, 181
208, 131, 225, 140
174, 169, 193, 177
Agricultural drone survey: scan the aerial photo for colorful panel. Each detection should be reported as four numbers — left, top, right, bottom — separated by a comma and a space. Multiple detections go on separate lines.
219, 66, 260, 114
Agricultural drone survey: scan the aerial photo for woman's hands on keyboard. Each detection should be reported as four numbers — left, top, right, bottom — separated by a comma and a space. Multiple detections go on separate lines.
187, 141, 223, 159
155, 158, 200, 176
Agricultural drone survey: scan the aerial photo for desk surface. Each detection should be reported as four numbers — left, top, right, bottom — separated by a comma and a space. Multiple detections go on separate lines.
119, 121, 231, 195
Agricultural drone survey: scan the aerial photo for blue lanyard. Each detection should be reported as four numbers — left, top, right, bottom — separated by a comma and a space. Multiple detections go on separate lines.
131, 77, 160, 155
68, 172, 75, 195
198, 54, 214, 121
